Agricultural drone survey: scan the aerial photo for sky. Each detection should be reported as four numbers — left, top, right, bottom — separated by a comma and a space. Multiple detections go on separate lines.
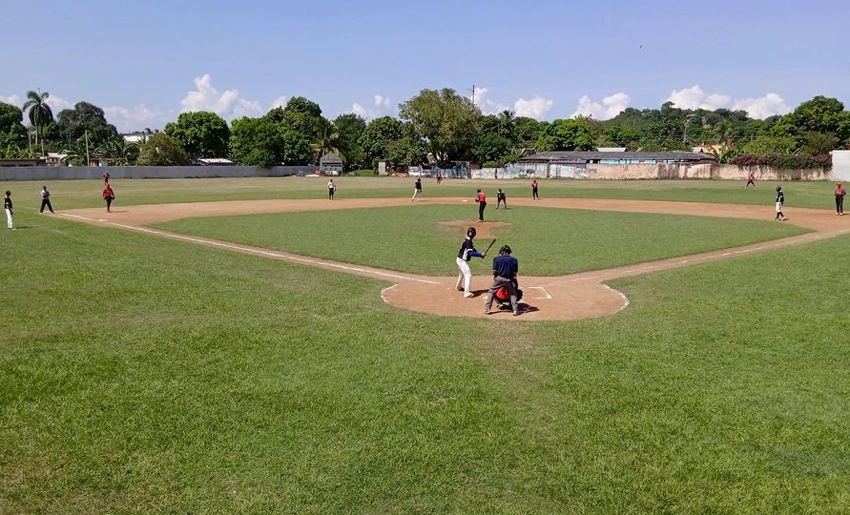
1, 0, 848, 132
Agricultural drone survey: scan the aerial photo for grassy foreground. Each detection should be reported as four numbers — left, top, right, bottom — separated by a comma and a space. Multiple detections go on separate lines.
1, 182, 849, 512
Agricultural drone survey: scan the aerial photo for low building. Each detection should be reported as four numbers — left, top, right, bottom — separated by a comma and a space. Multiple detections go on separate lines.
195, 158, 234, 166
319, 152, 343, 175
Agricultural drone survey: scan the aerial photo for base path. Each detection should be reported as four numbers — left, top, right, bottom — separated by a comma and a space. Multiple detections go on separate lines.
60, 197, 850, 321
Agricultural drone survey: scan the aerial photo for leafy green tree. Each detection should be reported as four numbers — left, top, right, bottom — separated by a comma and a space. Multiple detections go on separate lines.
164, 111, 230, 159
0, 102, 24, 132
786, 96, 847, 141
51, 101, 118, 147
513, 117, 543, 147
333, 113, 367, 171
311, 118, 345, 163
799, 132, 839, 155
739, 134, 797, 155
136, 133, 188, 166
22, 90, 54, 153
230, 117, 283, 168
359, 116, 406, 169
388, 132, 427, 170
398, 88, 482, 163
536, 119, 595, 151
472, 132, 511, 164
99, 138, 139, 165
281, 130, 313, 166
0, 102, 27, 156
599, 125, 640, 149
279, 97, 323, 139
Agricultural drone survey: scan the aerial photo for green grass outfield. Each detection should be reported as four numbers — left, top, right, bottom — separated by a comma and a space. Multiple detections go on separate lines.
1, 176, 844, 209
1, 178, 849, 513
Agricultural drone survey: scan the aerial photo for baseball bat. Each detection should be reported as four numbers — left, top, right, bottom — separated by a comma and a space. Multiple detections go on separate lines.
483, 238, 497, 255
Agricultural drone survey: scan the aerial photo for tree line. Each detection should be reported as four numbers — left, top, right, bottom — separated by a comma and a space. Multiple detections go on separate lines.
1, 88, 848, 170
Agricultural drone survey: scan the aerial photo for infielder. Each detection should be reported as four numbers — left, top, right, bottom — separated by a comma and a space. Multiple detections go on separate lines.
775, 185, 786, 221
456, 227, 487, 298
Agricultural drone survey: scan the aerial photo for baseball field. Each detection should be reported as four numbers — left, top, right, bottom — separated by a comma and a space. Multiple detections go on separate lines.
2, 177, 849, 512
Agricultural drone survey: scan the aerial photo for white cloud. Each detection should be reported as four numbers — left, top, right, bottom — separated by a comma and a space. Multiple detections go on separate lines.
349, 93, 394, 120
104, 104, 172, 131
471, 86, 510, 115
44, 94, 72, 112
571, 92, 630, 120
0, 94, 20, 106
732, 93, 790, 119
666, 85, 790, 118
180, 74, 262, 119
270, 96, 288, 109
374, 94, 390, 108
514, 95, 554, 120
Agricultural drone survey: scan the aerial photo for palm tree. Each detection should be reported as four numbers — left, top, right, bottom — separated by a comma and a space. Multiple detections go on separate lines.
311, 119, 346, 163
22, 90, 54, 155
497, 110, 516, 139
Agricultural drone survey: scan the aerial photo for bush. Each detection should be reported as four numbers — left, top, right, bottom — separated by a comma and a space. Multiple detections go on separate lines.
732, 153, 832, 170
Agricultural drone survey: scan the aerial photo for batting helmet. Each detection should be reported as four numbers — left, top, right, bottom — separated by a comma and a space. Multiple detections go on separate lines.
776, 185, 782, 191
467, 227, 476, 238
499, 245, 512, 254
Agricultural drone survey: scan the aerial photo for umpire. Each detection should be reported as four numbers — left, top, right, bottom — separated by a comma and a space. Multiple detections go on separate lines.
484, 245, 520, 316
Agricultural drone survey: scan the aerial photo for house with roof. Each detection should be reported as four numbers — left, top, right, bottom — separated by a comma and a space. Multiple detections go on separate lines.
509, 150, 716, 179
319, 152, 343, 175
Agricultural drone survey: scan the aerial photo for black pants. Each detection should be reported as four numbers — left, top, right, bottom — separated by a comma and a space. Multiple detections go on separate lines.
478, 201, 486, 221
40, 199, 53, 213
837, 196, 844, 214
532, 187, 538, 199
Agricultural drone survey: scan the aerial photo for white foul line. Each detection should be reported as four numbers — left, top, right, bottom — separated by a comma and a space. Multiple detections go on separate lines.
75, 216, 442, 285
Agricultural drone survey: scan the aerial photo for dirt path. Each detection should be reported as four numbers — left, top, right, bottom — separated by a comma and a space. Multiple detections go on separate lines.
59, 197, 850, 321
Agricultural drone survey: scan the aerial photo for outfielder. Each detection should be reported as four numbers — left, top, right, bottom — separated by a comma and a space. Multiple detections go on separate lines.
456, 227, 487, 298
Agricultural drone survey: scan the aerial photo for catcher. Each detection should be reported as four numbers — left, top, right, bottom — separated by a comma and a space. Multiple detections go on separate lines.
484, 244, 521, 316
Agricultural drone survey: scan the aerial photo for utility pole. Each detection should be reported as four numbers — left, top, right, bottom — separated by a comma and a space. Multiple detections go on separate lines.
471, 84, 475, 106
85, 130, 90, 166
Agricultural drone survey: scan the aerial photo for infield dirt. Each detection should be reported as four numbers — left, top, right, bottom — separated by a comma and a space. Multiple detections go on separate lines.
60, 197, 850, 320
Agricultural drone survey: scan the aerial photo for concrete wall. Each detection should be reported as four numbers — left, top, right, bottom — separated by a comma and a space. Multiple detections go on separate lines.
0, 165, 316, 181
0, 163, 834, 182
831, 150, 850, 181
494, 162, 831, 181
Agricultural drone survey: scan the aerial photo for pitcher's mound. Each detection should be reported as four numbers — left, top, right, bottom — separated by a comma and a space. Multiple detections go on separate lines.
439, 220, 507, 238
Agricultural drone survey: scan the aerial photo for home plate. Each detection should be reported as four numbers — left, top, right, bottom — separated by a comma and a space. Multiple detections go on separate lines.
526, 286, 552, 299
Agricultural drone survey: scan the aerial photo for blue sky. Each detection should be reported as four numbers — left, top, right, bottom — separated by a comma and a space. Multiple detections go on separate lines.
2, 0, 847, 132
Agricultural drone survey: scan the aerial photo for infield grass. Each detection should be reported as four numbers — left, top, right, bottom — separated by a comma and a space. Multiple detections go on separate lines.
1, 182, 849, 512
154, 204, 806, 275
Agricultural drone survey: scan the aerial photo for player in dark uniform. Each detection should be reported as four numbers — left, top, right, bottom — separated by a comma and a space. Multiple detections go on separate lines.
484, 244, 520, 316
456, 227, 486, 297
496, 188, 507, 209
775, 185, 786, 221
